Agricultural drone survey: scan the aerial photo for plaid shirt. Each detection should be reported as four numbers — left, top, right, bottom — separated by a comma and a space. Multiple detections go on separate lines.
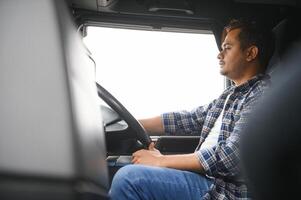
162, 74, 270, 200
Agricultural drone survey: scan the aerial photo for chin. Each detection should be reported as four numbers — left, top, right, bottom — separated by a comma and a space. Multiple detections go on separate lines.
220, 69, 227, 76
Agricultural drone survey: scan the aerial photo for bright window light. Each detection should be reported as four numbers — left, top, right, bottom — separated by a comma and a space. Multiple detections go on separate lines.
84, 26, 224, 119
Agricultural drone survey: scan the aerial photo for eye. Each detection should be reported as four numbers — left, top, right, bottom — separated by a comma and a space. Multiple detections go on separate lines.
221, 45, 230, 51
224, 45, 231, 50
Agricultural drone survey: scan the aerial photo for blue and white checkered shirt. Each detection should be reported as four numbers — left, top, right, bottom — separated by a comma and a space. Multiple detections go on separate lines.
162, 74, 270, 200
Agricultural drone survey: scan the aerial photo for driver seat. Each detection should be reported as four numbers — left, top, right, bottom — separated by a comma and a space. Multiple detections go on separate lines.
240, 14, 301, 200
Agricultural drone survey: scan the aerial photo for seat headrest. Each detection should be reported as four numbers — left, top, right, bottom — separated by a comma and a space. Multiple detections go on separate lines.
266, 16, 301, 74
266, 19, 287, 74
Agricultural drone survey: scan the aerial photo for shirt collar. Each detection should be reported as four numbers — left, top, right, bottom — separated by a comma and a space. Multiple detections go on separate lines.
232, 73, 270, 94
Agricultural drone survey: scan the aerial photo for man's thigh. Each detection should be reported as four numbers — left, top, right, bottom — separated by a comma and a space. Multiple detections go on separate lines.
110, 165, 213, 200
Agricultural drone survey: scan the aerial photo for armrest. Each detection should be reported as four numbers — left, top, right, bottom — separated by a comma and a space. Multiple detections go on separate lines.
154, 136, 200, 154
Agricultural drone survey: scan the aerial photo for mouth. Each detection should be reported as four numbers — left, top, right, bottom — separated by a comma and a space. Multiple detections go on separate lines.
219, 61, 225, 67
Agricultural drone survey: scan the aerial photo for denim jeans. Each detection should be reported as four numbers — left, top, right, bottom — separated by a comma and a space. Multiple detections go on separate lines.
109, 165, 213, 200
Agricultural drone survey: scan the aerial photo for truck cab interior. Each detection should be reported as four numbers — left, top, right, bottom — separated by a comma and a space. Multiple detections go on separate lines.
0, 0, 300, 199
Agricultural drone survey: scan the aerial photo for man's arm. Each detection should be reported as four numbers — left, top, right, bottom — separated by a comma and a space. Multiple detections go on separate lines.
140, 100, 216, 136
160, 153, 204, 172
132, 143, 204, 173
139, 116, 165, 135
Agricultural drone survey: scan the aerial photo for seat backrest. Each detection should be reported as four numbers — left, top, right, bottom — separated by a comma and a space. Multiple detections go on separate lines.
0, 0, 108, 199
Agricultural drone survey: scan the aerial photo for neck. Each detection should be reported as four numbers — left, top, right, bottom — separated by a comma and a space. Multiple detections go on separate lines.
233, 63, 264, 86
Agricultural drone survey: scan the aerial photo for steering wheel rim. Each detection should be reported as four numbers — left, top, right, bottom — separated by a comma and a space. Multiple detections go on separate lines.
96, 83, 151, 149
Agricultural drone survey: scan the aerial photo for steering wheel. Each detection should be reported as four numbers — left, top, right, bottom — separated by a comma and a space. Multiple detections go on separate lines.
96, 83, 151, 149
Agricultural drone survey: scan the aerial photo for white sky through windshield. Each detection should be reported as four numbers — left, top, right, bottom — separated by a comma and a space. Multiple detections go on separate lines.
84, 27, 224, 119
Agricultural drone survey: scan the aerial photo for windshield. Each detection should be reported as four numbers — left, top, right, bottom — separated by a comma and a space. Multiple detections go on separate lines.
84, 26, 224, 119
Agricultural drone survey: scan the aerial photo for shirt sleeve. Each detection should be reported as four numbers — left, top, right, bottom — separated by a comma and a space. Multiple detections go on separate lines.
196, 95, 260, 178
161, 99, 217, 135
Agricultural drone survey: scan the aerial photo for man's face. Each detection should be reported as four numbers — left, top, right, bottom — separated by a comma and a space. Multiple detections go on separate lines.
218, 28, 248, 81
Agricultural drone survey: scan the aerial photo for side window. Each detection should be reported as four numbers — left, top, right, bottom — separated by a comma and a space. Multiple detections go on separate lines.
84, 26, 224, 118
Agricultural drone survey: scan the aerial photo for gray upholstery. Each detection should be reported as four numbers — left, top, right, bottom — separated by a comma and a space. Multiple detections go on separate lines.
0, 0, 108, 199
241, 16, 301, 199
241, 43, 301, 200
267, 16, 301, 75
265, 19, 287, 74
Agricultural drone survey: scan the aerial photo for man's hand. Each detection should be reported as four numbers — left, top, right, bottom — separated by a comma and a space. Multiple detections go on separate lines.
132, 142, 204, 172
132, 142, 164, 167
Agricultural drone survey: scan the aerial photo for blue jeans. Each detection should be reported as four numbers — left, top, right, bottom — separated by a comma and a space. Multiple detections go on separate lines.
109, 165, 213, 200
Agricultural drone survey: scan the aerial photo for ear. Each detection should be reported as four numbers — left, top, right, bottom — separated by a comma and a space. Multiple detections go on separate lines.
246, 45, 259, 62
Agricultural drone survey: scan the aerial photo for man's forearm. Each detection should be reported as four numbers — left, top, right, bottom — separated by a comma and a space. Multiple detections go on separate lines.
160, 153, 204, 173
132, 146, 204, 173
139, 116, 165, 135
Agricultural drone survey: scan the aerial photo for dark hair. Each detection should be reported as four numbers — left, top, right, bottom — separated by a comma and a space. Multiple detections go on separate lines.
222, 19, 275, 70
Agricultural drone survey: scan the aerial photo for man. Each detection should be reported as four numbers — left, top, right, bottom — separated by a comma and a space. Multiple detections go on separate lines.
110, 19, 274, 199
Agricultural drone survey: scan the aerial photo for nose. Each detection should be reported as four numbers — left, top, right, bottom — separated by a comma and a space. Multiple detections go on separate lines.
217, 51, 223, 60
